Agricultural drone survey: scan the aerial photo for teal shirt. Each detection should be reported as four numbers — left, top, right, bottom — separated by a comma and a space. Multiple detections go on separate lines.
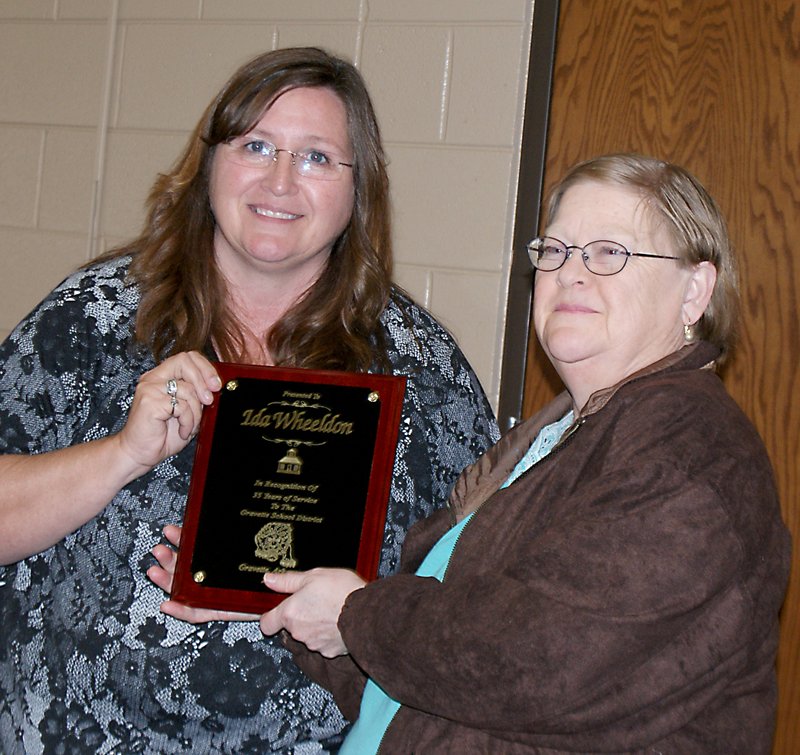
339, 513, 472, 754
340, 410, 574, 753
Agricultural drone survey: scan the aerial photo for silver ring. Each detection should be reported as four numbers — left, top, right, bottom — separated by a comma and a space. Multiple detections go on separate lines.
166, 379, 178, 397
169, 395, 178, 415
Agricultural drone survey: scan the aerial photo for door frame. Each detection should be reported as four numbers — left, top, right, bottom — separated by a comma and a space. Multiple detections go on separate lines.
497, 0, 560, 430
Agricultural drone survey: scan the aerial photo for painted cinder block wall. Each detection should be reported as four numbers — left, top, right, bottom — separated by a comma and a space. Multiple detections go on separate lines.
0, 0, 535, 409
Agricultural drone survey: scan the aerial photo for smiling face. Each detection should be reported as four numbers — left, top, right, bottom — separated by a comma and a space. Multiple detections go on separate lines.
533, 179, 712, 409
208, 86, 355, 289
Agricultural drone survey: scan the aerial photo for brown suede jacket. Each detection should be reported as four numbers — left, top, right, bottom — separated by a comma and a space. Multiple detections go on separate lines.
292, 342, 791, 753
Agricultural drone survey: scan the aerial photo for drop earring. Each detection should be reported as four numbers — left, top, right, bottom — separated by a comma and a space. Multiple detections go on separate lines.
684, 323, 695, 342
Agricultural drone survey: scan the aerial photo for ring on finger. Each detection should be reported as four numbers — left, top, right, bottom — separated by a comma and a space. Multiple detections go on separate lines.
166, 378, 178, 397
169, 395, 178, 416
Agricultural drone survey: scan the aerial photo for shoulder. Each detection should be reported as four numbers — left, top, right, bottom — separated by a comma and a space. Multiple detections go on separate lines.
1, 255, 141, 368
379, 288, 494, 405
380, 288, 459, 351
378, 289, 500, 464
17, 255, 136, 318
53, 255, 136, 304
614, 364, 761, 451
380, 288, 478, 383
595, 366, 780, 542
15, 256, 138, 337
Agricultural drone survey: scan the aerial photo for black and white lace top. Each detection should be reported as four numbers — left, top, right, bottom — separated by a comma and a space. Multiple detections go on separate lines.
0, 256, 498, 754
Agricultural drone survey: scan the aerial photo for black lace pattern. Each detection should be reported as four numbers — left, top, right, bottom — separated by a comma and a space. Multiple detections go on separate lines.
0, 257, 499, 754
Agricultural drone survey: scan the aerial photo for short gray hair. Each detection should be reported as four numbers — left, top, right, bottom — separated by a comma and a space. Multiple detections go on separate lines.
543, 153, 740, 362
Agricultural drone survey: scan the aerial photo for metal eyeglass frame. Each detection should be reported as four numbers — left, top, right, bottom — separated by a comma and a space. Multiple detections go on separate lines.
223, 136, 353, 180
527, 236, 680, 276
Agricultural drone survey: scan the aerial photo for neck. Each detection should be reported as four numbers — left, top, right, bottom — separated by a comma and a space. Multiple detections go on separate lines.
213, 239, 327, 327
561, 343, 695, 414
217, 261, 319, 366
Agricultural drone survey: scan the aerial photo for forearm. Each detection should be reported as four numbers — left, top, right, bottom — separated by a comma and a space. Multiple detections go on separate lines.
339, 506, 747, 733
0, 435, 150, 564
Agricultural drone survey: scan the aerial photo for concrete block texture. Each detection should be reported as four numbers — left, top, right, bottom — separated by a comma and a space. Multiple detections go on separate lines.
0, 126, 43, 228
0, 23, 107, 126
0, 227, 88, 327
39, 129, 97, 233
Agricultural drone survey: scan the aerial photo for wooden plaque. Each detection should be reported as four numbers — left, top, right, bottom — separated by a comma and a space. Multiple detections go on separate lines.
170, 363, 406, 613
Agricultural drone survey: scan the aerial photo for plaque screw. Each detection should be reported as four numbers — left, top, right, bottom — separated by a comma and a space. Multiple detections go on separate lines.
367, 391, 379, 403
193, 571, 207, 583
226, 380, 238, 391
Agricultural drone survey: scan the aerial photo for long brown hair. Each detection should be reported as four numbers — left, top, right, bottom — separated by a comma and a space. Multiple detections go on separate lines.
97, 47, 393, 371
544, 153, 740, 363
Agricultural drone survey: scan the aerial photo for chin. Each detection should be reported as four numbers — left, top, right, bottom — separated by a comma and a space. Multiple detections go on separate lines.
540, 332, 600, 366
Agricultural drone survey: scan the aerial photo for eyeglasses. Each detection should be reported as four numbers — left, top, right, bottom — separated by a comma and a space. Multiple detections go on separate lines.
222, 136, 353, 181
527, 236, 680, 276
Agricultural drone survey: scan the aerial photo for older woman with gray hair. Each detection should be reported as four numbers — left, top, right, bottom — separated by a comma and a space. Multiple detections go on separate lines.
258, 153, 791, 753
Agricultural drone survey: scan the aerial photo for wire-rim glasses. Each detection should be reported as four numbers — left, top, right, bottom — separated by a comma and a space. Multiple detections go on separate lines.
527, 236, 680, 276
223, 136, 354, 181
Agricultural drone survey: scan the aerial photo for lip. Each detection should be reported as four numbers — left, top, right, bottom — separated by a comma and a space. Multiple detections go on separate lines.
250, 205, 302, 221
554, 303, 598, 314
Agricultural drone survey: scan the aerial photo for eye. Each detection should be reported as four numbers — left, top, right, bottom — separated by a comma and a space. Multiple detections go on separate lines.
302, 149, 331, 166
242, 140, 273, 157
595, 241, 628, 257
539, 241, 565, 258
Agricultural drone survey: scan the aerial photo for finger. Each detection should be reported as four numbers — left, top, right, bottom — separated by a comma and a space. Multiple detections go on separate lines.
172, 396, 202, 441
260, 604, 288, 637
160, 599, 259, 624
163, 524, 182, 547
157, 352, 221, 405
138, 353, 220, 413
166, 377, 180, 420
151, 543, 177, 569
151, 376, 203, 441
263, 571, 307, 595
184, 350, 223, 398
147, 563, 174, 593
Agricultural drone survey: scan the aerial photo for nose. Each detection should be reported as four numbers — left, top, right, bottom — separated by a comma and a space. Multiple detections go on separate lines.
556, 248, 589, 286
260, 150, 298, 195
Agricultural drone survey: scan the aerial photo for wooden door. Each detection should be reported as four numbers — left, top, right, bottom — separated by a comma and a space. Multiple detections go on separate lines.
522, 1, 800, 750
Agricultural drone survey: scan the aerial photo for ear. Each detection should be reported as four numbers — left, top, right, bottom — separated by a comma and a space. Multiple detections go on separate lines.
682, 261, 717, 325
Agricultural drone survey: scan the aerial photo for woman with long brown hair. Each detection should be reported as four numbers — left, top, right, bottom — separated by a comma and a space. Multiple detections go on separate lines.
0, 47, 498, 752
